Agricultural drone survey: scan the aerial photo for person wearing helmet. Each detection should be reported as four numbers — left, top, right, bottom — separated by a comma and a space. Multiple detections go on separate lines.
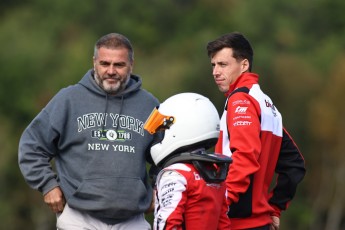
206, 32, 306, 230
144, 92, 232, 230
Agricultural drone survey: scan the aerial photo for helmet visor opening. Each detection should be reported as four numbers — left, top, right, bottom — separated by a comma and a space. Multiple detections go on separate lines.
144, 108, 175, 134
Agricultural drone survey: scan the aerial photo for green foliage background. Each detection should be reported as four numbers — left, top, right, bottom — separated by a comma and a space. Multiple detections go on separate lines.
1, 0, 345, 229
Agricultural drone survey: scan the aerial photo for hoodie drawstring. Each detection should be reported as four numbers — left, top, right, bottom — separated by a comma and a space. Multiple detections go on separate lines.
116, 96, 124, 132
102, 94, 124, 134
101, 94, 109, 133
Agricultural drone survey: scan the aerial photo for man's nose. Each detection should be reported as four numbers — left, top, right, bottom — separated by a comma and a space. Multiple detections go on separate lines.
107, 66, 117, 75
212, 65, 219, 76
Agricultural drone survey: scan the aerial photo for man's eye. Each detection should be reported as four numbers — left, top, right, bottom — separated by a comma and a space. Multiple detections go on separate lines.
115, 63, 127, 68
99, 62, 109, 67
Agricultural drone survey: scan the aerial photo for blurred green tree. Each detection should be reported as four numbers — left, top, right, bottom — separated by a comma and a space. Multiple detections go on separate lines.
1, 0, 345, 229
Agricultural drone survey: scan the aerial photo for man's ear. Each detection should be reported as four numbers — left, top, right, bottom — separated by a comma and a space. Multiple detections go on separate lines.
241, 59, 250, 73
92, 56, 96, 69
130, 60, 134, 73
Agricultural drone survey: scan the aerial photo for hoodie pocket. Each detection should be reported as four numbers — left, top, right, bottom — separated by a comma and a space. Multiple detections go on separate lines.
69, 176, 149, 219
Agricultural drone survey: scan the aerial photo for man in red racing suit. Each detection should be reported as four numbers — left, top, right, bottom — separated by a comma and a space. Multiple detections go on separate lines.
207, 32, 306, 229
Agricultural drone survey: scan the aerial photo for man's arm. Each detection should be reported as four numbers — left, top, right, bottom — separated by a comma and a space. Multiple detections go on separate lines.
18, 110, 60, 196
269, 128, 306, 216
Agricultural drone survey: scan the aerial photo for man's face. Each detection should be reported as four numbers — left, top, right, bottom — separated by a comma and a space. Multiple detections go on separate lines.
210, 48, 248, 93
93, 47, 133, 95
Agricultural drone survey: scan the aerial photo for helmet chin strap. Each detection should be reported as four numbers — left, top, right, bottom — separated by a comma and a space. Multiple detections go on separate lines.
190, 148, 207, 154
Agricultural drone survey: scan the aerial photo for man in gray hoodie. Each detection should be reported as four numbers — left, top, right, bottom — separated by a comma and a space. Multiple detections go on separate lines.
18, 33, 159, 229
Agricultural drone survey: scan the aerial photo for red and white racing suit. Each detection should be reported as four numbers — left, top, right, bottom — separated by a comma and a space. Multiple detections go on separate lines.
153, 162, 230, 230
215, 72, 306, 229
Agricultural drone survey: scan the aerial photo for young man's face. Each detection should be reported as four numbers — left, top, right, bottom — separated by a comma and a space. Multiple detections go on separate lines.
93, 47, 133, 95
210, 48, 248, 93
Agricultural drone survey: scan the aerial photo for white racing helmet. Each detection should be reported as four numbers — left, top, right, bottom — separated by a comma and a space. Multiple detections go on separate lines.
144, 92, 220, 166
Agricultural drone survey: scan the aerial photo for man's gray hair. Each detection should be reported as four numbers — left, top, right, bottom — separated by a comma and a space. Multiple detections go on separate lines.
94, 33, 134, 62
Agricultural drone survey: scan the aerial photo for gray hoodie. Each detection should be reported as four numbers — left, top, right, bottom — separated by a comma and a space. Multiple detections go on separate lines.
18, 69, 159, 223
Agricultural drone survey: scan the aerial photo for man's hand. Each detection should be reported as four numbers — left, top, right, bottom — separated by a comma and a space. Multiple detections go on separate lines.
270, 215, 280, 230
43, 187, 66, 213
